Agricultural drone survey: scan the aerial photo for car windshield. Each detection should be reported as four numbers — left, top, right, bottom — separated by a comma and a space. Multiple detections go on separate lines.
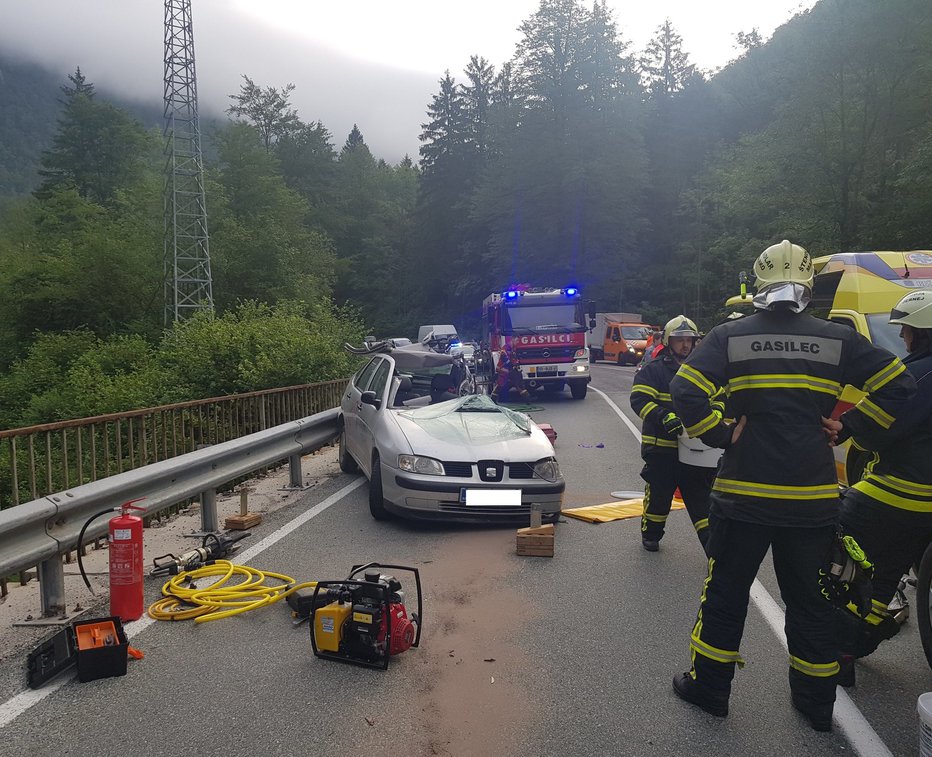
866, 313, 907, 358
621, 326, 647, 339
502, 304, 583, 333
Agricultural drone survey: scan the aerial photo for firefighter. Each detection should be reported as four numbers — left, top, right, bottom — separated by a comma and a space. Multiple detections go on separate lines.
827, 289, 932, 686
630, 315, 720, 553
668, 240, 915, 731
490, 348, 529, 403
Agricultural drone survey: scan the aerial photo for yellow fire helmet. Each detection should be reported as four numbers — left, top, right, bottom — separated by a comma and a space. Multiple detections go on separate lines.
662, 315, 700, 345
889, 289, 932, 330
754, 240, 813, 290
753, 240, 813, 312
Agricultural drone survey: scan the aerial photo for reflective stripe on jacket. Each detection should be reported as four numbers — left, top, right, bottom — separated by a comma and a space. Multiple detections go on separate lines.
669, 310, 915, 526
851, 350, 932, 511
630, 352, 679, 458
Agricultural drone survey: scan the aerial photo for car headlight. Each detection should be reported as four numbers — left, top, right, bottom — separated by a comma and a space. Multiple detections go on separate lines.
533, 457, 561, 482
398, 454, 445, 475
627, 346, 635, 352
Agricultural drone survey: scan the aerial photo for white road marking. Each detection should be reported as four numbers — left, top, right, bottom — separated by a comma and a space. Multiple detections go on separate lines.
594, 384, 893, 757
0, 477, 365, 731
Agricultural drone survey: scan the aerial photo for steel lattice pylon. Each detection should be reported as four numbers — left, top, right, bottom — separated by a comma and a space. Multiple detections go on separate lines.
163, 0, 213, 324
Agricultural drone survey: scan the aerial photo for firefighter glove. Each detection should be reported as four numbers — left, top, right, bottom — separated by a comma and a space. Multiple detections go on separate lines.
662, 413, 684, 435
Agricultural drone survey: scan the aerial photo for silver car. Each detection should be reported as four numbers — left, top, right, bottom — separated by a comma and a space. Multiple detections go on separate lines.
339, 347, 564, 523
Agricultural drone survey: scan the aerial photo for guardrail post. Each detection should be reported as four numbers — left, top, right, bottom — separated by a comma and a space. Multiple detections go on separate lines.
200, 489, 219, 533
38, 557, 66, 618
287, 453, 303, 489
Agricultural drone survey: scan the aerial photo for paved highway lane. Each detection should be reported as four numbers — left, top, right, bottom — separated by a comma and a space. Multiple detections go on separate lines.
0, 364, 922, 755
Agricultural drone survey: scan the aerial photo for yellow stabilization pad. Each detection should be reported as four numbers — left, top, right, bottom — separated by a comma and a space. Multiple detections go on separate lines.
562, 497, 685, 523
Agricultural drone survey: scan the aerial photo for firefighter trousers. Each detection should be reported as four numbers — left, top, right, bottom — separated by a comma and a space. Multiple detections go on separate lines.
640, 455, 714, 551
689, 515, 838, 708
838, 490, 932, 657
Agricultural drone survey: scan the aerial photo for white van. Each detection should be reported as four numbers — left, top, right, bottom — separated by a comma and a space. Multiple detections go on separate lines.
417, 324, 458, 343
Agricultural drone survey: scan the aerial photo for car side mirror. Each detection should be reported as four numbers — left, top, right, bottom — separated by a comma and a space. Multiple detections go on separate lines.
588, 317, 596, 329
587, 300, 597, 319
360, 391, 381, 409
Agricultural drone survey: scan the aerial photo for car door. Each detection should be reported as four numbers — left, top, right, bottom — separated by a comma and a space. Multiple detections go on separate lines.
356, 357, 393, 476
343, 358, 380, 461
605, 326, 621, 362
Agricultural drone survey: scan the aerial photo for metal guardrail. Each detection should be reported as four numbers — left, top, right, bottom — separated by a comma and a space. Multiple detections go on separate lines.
0, 407, 341, 617
0, 380, 347, 509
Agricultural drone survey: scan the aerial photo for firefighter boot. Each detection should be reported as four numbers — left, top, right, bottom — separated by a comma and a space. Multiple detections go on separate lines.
672, 672, 729, 717
642, 538, 660, 552
789, 669, 834, 732
791, 693, 833, 732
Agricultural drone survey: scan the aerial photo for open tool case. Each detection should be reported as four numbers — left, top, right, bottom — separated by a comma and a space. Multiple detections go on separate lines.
27, 616, 129, 688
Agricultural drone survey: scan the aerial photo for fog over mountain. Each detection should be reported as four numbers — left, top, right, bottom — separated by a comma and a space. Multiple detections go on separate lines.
0, 1, 436, 162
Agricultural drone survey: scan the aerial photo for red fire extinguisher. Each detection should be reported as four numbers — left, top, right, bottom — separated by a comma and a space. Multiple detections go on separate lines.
109, 498, 146, 621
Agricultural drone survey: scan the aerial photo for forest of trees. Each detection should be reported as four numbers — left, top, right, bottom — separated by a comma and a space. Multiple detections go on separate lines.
0, 0, 931, 427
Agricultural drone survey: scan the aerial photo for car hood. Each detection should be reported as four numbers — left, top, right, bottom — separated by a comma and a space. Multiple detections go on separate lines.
393, 395, 548, 458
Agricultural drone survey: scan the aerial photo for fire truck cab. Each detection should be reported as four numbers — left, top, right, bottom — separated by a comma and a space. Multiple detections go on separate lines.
482, 286, 594, 400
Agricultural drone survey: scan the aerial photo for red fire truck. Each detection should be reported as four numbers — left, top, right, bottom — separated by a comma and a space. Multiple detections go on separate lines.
481, 285, 594, 400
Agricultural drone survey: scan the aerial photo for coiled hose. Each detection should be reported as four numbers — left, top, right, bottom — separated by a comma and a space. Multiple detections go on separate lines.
148, 559, 318, 624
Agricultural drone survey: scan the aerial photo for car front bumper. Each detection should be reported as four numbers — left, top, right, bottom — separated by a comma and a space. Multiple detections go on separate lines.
384, 467, 565, 523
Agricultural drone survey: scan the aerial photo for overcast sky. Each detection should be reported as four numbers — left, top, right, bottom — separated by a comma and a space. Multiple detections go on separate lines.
0, 0, 816, 162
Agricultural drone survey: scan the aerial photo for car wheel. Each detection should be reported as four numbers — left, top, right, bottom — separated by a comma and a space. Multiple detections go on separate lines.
570, 381, 588, 400
338, 427, 358, 473
368, 453, 390, 520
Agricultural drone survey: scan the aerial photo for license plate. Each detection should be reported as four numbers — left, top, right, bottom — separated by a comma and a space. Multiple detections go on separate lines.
460, 489, 522, 506
537, 365, 557, 375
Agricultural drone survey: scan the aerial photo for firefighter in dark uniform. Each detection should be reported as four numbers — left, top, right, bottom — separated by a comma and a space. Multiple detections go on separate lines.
630, 316, 719, 553
668, 240, 915, 731
826, 289, 932, 686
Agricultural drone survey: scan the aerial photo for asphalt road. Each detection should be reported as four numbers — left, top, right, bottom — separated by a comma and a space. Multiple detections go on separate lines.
0, 363, 927, 756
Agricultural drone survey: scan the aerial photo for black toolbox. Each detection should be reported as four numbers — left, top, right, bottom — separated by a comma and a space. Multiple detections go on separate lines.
27, 615, 129, 688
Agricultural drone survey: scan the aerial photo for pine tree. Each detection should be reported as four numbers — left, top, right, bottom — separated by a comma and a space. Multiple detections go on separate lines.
639, 19, 701, 97
342, 124, 368, 156
463, 56, 495, 157
36, 68, 149, 204
418, 73, 468, 174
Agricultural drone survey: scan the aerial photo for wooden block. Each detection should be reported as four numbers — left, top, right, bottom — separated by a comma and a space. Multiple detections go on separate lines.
516, 523, 554, 535
518, 534, 553, 546
225, 513, 262, 530
516, 526, 555, 557
516, 543, 554, 557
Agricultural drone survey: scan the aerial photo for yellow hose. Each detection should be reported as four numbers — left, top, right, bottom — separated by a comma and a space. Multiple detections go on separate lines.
147, 560, 318, 624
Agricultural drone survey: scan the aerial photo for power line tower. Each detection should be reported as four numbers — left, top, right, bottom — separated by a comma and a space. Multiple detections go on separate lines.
163, 0, 213, 324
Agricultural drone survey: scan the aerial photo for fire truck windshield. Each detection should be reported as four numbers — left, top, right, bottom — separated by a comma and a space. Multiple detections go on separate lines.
502, 303, 584, 334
